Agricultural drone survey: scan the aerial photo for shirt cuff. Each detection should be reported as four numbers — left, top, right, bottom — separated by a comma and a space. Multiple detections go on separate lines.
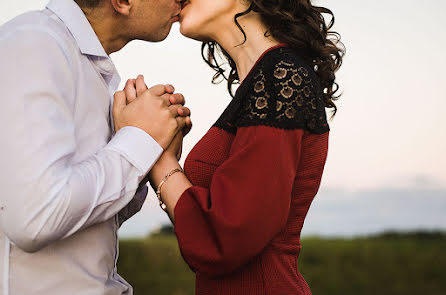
105, 126, 163, 174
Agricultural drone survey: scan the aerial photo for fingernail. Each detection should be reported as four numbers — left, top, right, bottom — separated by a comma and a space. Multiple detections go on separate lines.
167, 84, 175, 92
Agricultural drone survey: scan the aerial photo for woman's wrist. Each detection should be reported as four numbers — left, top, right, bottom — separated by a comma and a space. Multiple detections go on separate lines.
149, 154, 181, 189
155, 167, 183, 212
148, 153, 192, 222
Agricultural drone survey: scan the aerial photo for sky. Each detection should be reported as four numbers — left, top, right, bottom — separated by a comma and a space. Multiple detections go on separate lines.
1, 0, 445, 237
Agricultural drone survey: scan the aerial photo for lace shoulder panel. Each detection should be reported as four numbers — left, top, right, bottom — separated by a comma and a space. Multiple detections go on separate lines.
234, 51, 330, 134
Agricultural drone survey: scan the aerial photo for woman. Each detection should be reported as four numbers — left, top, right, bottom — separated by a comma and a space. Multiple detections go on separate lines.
130, 0, 344, 293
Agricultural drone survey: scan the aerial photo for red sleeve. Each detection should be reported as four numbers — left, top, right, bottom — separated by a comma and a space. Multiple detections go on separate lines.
174, 125, 303, 277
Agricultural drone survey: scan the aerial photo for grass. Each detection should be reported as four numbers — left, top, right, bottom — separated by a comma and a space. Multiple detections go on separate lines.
117, 231, 446, 295
118, 235, 195, 295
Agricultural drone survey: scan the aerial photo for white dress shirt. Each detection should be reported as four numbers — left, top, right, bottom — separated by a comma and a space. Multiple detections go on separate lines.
0, 0, 163, 294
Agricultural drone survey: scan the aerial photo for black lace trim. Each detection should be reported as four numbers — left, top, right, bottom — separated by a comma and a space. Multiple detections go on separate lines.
214, 47, 329, 134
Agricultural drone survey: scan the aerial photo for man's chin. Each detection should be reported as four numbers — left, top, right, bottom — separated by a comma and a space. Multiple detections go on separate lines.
143, 26, 172, 42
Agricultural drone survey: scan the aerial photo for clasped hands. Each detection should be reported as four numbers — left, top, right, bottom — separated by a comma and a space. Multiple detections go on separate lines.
112, 74, 192, 160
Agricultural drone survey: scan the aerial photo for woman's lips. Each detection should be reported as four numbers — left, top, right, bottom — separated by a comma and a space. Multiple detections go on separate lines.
180, 2, 190, 18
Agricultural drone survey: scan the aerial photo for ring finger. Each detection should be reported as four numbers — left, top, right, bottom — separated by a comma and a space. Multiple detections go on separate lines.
124, 79, 137, 104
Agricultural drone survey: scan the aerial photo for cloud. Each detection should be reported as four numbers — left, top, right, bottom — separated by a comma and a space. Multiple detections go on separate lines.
302, 187, 446, 237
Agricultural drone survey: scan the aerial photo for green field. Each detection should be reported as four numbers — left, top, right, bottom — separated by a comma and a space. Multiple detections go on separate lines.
117, 231, 446, 295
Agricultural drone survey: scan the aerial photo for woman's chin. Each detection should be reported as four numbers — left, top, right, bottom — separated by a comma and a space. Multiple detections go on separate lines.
179, 24, 208, 42
178, 25, 192, 38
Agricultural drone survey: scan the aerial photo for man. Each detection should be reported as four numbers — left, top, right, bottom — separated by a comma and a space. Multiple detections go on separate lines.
0, 0, 189, 294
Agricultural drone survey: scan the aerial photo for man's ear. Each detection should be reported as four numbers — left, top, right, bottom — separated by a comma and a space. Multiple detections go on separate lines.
110, 0, 133, 16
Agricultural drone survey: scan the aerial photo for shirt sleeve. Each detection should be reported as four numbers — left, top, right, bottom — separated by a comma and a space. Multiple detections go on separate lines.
0, 28, 162, 253
174, 125, 303, 277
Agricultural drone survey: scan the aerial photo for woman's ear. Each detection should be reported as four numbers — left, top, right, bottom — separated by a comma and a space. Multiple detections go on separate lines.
110, 0, 132, 16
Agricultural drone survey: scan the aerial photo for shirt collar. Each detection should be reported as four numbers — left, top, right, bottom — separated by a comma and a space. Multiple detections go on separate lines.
46, 0, 108, 58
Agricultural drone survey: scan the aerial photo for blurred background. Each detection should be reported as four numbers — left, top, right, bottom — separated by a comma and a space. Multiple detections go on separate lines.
1, 0, 445, 294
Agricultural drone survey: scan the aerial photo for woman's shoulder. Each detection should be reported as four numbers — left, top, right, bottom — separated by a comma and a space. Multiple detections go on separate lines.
235, 47, 330, 134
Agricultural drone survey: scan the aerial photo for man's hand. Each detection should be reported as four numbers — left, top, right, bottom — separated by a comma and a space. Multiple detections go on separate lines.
112, 75, 192, 150
125, 76, 192, 136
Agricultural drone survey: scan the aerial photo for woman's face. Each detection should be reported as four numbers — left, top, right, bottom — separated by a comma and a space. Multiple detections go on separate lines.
179, 0, 241, 41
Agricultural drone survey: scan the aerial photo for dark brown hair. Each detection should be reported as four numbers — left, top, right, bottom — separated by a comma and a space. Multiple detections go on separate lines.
202, 0, 345, 116
74, 0, 102, 8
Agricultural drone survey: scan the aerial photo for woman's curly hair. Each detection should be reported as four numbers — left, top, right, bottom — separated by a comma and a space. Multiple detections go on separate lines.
202, 0, 345, 116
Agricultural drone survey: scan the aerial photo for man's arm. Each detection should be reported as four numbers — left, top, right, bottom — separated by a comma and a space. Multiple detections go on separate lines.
0, 29, 184, 252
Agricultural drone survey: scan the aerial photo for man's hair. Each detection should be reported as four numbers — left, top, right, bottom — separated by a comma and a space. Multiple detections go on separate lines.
74, 0, 103, 8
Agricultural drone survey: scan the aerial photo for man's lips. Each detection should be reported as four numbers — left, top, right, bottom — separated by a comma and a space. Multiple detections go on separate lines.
172, 7, 182, 19
181, 1, 190, 10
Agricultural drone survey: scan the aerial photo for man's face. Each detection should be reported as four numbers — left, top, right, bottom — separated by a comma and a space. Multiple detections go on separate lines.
129, 0, 182, 42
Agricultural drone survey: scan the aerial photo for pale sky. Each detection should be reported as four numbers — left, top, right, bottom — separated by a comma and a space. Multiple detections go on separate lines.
1, 0, 445, 237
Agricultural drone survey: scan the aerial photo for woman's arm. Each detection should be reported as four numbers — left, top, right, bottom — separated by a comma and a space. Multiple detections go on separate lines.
148, 132, 193, 222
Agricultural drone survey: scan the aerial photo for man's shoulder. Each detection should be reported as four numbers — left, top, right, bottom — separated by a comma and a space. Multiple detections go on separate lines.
0, 9, 75, 55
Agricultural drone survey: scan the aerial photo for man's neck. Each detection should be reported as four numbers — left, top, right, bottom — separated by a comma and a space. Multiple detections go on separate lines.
82, 6, 129, 55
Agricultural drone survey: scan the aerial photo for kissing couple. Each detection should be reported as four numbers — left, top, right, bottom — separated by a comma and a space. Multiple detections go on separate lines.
0, 0, 344, 294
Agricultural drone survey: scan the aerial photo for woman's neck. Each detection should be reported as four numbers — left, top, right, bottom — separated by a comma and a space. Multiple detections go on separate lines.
212, 13, 279, 83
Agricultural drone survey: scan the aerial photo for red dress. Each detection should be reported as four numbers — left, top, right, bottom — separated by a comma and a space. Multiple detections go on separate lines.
174, 45, 329, 294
